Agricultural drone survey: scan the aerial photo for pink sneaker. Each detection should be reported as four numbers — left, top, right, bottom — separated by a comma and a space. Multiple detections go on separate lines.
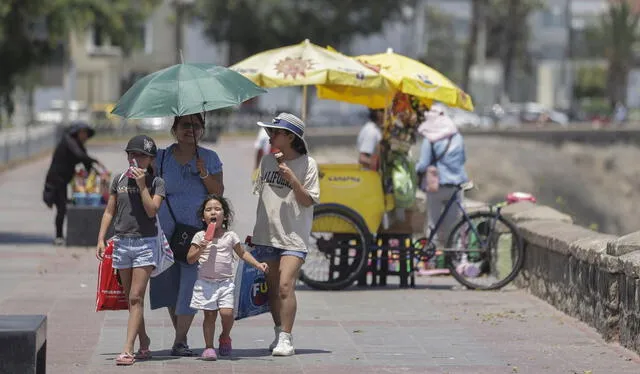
218, 336, 232, 356
201, 348, 217, 361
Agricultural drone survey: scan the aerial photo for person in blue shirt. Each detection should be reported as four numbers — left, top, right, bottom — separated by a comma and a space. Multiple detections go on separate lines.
149, 113, 224, 357
415, 104, 468, 247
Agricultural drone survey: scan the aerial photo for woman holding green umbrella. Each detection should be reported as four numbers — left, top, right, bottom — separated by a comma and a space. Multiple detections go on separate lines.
148, 112, 223, 356
110, 63, 265, 356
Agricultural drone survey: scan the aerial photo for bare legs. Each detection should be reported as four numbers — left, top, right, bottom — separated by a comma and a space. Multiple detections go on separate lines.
118, 266, 153, 355
265, 256, 304, 333
218, 308, 234, 339
203, 311, 217, 348
201, 308, 234, 348
173, 314, 195, 348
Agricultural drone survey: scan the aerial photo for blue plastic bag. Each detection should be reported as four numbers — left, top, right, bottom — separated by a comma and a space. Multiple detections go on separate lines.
233, 245, 270, 320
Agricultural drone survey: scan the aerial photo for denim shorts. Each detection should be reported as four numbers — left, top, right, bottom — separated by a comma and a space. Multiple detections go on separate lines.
149, 261, 198, 315
254, 245, 307, 262
111, 236, 157, 269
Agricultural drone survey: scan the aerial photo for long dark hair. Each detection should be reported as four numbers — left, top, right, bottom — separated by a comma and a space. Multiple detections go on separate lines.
196, 194, 234, 229
146, 161, 155, 177
291, 135, 307, 155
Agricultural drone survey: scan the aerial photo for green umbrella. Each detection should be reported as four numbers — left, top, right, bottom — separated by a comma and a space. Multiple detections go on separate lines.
111, 63, 267, 118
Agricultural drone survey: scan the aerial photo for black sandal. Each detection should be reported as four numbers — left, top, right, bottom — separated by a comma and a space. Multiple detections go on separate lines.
171, 343, 194, 357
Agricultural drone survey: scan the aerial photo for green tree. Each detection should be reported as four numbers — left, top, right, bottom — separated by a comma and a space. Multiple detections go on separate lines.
0, 0, 160, 126
462, 0, 542, 99
419, 7, 460, 83
586, 0, 640, 106
573, 65, 607, 99
195, 0, 413, 65
461, 0, 486, 91
489, 0, 543, 100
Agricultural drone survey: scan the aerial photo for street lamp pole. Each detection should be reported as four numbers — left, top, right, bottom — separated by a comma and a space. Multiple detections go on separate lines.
414, 0, 428, 59
173, 0, 195, 64
476, 0, 488, 105
564, 0, 573, 114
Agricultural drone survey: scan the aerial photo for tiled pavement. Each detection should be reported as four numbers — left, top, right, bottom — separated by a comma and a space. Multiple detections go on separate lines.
0, 137, 639, 373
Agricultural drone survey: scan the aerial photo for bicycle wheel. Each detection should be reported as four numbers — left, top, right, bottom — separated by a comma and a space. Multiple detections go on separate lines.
445, 211, 524, 290
299, 203, 371, 290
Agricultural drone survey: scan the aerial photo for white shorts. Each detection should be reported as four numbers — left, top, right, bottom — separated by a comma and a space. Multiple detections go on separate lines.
190, 278, 235, 311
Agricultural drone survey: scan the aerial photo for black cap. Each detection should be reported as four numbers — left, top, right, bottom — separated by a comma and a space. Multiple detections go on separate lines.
125, 135, 157, 156
68, 121, 96, 138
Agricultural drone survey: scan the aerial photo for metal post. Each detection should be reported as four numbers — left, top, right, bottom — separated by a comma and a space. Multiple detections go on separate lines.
414, 0, 428, 59
173, 0, 195, 64
564, 0, 573, 113
301, 85, 308, 122
175, 3, 184, 64
476, 0, 488, 106
61, 44, 70, 128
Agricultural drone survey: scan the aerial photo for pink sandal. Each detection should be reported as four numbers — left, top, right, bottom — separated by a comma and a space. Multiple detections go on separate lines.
115, 353, 135, 366
218, 336, 232, 356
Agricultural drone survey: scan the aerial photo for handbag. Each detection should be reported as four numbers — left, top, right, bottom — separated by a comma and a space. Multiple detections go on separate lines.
96, 238, 129, 311
423, 136, 453, 193
233, 237, 270, 320
166, 209, 200, 262
160, 147, 201, 262
151, 218, 175, 277
42, 183, 56, 208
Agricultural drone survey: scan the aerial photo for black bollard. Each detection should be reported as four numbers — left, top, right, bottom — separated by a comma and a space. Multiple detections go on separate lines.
0, 315, 47, 374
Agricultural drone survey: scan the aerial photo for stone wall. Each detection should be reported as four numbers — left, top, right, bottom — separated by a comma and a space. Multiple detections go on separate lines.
502, 201, 640, 353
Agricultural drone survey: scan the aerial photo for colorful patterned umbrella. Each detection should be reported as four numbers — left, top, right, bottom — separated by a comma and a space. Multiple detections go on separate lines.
317, 48, 474, 111
230, 39, 388, 120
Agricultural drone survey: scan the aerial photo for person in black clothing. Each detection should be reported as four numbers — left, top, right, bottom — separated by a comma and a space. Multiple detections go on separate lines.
43, 121, 102, 245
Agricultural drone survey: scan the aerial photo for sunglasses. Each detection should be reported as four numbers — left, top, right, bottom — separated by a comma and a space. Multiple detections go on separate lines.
178, 122, 204, 130
266, 128, 289, 137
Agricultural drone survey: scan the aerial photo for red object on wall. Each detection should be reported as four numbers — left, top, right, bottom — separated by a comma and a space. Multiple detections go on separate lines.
506, 192, 537, 204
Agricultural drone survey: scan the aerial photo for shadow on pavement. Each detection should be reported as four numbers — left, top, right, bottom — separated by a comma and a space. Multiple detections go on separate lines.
101, 351, 182, 362
101, 348, 331, 361
228, 348, 331, 359
296, 284, 455, 292
0, 232, 52, 244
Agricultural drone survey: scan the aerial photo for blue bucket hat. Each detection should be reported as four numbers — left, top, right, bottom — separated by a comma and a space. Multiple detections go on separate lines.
257, 112, 308, 154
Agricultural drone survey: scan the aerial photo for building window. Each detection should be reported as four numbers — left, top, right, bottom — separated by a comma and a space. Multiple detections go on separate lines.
86, 19, 152, 55
86, 24, 120, 56
143, 21, 153, 54
542, 5, 564, 28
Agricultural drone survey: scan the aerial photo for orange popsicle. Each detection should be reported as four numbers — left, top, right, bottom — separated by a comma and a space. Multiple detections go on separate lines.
204, 221, 216, 241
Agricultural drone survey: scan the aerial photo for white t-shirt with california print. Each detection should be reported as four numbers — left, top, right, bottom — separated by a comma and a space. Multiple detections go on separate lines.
252, 153, 320, 252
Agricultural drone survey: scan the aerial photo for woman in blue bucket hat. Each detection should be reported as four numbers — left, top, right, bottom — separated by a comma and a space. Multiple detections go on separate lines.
252, 112, 319, 356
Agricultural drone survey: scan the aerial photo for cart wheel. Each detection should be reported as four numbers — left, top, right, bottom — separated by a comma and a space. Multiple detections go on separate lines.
300, 203, 371, 290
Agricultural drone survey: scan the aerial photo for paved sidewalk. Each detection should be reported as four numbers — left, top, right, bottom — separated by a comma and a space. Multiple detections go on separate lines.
0, 138, 639, 373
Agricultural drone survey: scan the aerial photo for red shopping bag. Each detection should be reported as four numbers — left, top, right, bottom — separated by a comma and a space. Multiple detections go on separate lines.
96, 238, 129, 311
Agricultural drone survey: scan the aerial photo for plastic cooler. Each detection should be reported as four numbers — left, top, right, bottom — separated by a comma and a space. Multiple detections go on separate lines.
313, 164, 392, 234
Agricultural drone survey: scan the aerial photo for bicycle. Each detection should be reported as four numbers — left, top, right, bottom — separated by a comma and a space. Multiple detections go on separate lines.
300, 181, 524, 291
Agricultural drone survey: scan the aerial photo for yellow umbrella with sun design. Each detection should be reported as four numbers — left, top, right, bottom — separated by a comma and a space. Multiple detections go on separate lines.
230, 39, 388, 120
317, 48, 474, 111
